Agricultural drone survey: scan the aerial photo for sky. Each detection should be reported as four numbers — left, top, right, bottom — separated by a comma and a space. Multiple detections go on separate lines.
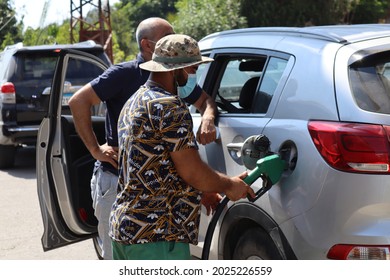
12, 0, 119, 29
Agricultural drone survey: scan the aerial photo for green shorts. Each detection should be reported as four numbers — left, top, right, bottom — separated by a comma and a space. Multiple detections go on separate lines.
112, 241, 191, 260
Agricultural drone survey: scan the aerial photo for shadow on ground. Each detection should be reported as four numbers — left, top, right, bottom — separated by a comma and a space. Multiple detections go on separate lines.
5, 146, 36, 179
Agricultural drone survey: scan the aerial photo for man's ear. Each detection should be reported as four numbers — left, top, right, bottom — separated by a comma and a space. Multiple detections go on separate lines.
140, 38, 150, 52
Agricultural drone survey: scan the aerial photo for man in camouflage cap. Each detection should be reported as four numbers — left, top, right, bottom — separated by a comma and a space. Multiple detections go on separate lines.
109, 34, 255, 260
139, 34, 213, 71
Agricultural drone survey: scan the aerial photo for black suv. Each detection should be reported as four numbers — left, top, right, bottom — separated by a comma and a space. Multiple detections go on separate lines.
0, 41, 111, 168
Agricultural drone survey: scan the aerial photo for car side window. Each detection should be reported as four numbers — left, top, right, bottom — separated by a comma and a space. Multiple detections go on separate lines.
214, 57, 266, 113
349, 53, 390, 114
62, 57, 106, 116
253, 57, 288, 113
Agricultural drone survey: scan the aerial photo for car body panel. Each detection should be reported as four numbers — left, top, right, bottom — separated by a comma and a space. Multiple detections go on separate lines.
191, 24, 390, 260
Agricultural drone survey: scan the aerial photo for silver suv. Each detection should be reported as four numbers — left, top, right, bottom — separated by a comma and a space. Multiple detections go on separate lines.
37, 24, 390, 260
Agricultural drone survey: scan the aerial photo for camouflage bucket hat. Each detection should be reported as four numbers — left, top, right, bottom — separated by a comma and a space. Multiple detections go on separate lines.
139, 34, 213, 72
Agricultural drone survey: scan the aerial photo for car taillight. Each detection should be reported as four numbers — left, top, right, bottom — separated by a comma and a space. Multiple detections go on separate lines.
0, 82, 16, 104
327, 244, 390, 260
308, 121, 390, 173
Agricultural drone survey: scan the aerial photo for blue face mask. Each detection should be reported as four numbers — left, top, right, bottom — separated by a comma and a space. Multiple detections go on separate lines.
178, 72, 197, 98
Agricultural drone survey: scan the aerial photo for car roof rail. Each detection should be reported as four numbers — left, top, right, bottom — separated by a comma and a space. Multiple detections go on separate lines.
202, 27, 348, 44
73, 40, 98, 47
202, 25, 390, 45
3, 42, 24, 52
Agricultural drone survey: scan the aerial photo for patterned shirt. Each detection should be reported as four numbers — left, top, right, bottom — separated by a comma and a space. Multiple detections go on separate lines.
109, 85, 201, 245
90, 54, 202, 174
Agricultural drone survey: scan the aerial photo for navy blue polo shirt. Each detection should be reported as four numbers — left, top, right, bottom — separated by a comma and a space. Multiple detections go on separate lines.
91, 54, 149, 148
90, 53, 202, 173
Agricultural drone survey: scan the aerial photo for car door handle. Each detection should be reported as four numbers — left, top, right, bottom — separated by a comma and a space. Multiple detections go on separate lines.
227, 142, 243, 152
227, 142, 244, 160
227, 142, 254, 158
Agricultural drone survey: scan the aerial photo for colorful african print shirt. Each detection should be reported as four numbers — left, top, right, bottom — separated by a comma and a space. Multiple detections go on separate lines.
109, 85, 201, 245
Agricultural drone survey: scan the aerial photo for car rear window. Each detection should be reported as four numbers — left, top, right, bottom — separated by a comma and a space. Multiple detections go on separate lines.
10, 49, 107, 100
11, 52, 57, 82
349, 51, 390, 114
9, 52, 58, 100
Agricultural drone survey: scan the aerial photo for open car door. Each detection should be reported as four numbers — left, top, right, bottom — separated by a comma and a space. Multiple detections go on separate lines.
36, 49, 109, 255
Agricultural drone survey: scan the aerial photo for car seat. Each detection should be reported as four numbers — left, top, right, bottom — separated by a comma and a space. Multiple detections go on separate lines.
239, 76, 260, 112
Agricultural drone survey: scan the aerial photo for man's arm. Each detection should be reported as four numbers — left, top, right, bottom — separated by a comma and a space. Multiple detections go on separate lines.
68, 83, 118, 168
189, 89, 222, 212
170, 148, 255, 201
192, 90, 218, 145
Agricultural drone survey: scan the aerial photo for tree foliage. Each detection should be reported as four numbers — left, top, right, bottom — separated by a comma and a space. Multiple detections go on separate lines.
172, 0, 247, 41
0, 0, 22, 49
240, 0, 352, 27
348, 0, 389, 23
111, 0, 177, 61
2, 0, 390, 57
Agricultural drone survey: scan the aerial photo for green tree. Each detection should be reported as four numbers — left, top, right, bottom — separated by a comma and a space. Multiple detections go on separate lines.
240, 0, 351, 27
119, 0, 176, 24
172, 0, 247, 41
1, 32, 16, 48
348, 0, 389, 23
22, 24, 59, 46
112, 0, 177, 60
111, 32, 126, 63
55, 20, 72, 44
0, 0, 23, 50
16, 0, 387, 60
22, 27, 40, 46
111, 2, 136, 61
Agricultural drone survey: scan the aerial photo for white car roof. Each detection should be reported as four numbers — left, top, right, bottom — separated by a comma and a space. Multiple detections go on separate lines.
199, 24, 390, 55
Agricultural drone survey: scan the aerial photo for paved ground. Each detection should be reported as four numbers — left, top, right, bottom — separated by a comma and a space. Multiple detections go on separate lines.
0, 147, 98, 260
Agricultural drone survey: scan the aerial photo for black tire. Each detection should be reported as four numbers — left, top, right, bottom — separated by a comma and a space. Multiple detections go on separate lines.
232, 227, 283, 260
92, 236, 104, 260
0, 145, 16, 169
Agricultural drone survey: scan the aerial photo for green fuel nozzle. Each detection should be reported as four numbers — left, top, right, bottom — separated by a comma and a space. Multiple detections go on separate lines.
202, 138, 290, 260
201, 153, 287, 260
244, 154, 287, 202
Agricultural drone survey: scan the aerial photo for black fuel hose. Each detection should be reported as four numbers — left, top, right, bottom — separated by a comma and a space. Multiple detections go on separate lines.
201, 174, 272, 260
201, 195, 230, 260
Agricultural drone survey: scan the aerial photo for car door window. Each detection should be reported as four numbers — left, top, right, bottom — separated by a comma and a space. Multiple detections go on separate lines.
210, 55, 288, 114
214, 57, 266, 113
62, 57, 105, 115
253, 57, 288, 113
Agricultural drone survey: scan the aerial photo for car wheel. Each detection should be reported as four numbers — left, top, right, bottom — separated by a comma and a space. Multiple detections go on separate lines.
92, 236, 104, 260
232, 227, 283, 260
0, 145, 16, 169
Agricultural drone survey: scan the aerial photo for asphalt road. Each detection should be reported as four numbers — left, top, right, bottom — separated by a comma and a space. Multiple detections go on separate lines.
0, 146, 98, 260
